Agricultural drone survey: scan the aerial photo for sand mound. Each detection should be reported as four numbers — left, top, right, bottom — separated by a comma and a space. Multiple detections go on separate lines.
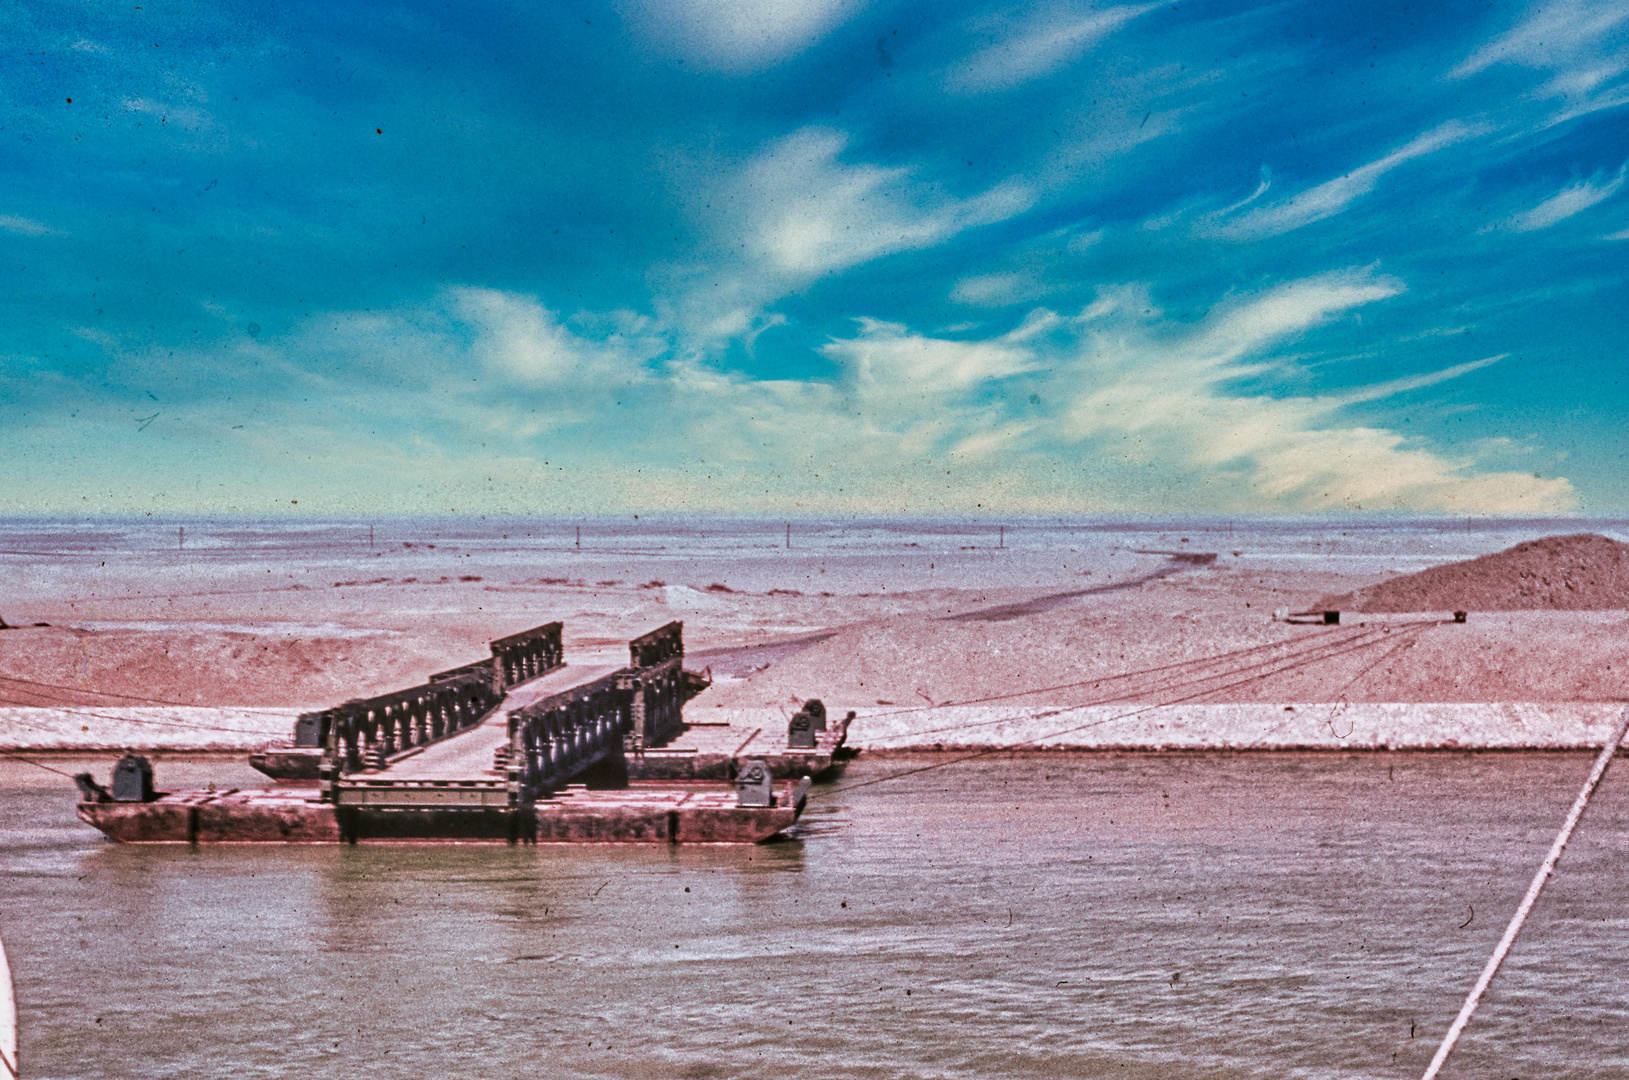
0, 626, 464, 709
1320, 533, 1629, 612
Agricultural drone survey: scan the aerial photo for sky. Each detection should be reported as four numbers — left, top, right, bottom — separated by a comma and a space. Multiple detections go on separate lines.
3, 0, 1627, 516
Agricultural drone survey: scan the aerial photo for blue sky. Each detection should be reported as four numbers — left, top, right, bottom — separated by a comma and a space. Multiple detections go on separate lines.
3, 0, 1626, 515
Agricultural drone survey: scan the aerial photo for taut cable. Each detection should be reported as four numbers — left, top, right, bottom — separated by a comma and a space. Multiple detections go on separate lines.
1419, 704, 1629, 1080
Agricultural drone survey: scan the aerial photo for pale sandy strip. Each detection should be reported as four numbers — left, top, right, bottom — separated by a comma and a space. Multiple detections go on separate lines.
713, 703, 1629, 751
9, 703, 1626, 753
0, 707, 298, 751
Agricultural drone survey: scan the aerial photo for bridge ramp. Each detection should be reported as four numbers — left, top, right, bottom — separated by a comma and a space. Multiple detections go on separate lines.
378, 659, 626, 782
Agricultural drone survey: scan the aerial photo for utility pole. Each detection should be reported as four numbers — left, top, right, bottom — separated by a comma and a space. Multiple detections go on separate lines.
369, 524, 374, 549
999, 525, 1004, 549
576, 525, 581, 550
785, 523, 790, 549
178, 526, 184, 551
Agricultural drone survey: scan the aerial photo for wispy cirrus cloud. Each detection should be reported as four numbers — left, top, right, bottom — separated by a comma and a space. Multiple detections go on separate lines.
1335, 355, 1506, 404
945, 2, 1159, 93
823, 313, 1047, 399
950, 269, 1061, 306
615, 0, 862, 72
658, 126, 1038, 354
1454, 0, 1629, 81
121, 96, 217, 133
0, 214, 59, 236
1453, 0, 1629, 122
1197, 122, 1477, 241
1180, 269, 1406, 364
188, 271, 1571, 514
1487, 162, 1628, 232
1058, 270, 1571, 511
735, 128, 1035, 279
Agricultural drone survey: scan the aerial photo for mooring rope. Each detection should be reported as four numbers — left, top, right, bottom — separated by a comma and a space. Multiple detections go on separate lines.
1, 930, 17, 1080
0, 672, 290, 712
816, 621, 1437, 797
0, 750, 81, 779
853, 624, 1362, 722
855, 620, 1435, 749
1419, 704, 1629, 1080
1319, 630, 1424, 740
0, 689, 288, 737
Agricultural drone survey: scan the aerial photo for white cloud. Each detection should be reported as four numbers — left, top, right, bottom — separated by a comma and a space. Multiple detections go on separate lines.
181, 276, 1570, 515
1186, 269, 1404, 364
947, 2, 1158, 93
1488, 163, 1628, 232
122, 97, 215, 133
1077, 282, 1158, 322
617, 0, 861, 73
1199, 122, 1476, 240
1335, 355, 1505, 404
1453, 0, 1629, 123
663, 128, 1035, 353
822, 315, 1040, 396
539, 272, 1572, 512
70, 327, 120, 350
950, 269, 1057, 306
1058, 269, 1572, 512
1065, 229, 1103, 254
679, 271, 1567, 512
448, 287, 664, 388
736, 127, 1035, 279
0, 214, 57, 236
1454, 0, 1629, 78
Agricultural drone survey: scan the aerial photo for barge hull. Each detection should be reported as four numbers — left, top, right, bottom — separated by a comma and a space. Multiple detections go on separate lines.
77, 785, 798, 845
78, 790, 340, 844
624, 750, 833, 781
247, 748, 323, 781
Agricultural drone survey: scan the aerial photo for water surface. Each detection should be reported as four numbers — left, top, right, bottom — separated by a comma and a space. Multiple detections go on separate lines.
6, 514, 1628, 604
3, 751, 1628, 1079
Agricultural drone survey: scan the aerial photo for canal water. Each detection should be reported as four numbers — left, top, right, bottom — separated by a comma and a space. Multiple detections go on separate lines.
3, 751, 1629, 1079
7, 513, 1629, 611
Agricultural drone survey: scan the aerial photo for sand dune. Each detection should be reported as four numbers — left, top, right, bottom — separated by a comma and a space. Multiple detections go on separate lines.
1319, 533, 1629, 612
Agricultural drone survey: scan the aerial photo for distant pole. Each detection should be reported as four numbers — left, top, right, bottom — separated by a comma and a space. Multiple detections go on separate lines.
785, 523, 790, 549
369, 524, 374, 549
576, 525, 581, 550
999, 525, 1004, 549
178, 526, 183, 551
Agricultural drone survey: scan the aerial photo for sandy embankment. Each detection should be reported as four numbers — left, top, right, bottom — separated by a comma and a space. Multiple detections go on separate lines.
700, 606, 1629, 751
1, 530, 1625, 751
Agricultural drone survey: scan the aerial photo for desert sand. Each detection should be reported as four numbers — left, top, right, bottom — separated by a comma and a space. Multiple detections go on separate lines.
2, 523, 1626, 752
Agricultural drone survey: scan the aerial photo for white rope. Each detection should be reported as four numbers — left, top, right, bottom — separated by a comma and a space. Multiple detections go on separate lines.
1420, 705, 1629, 1080
0, 930, 17, 1080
